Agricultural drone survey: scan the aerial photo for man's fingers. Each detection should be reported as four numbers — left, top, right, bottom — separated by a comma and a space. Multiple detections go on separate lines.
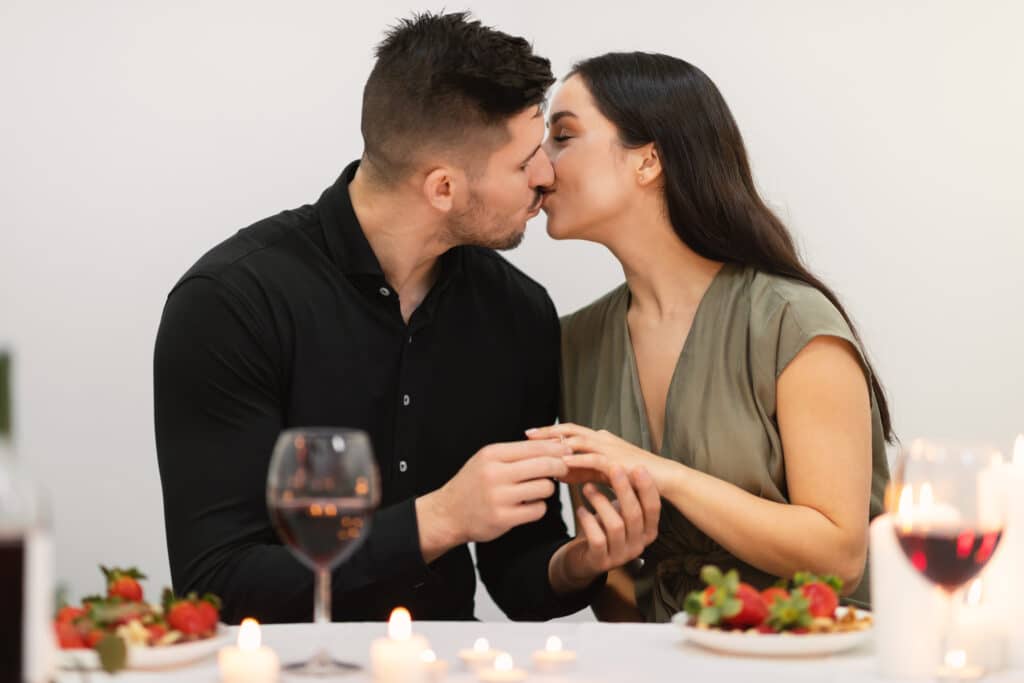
502, 478, 557, 504
508, 500, 547, 527
607, 465, 644, 539
505, 455, 569, 483
583, 483, 625, 552
576, 506, 608, 559
631, 467, 662, 543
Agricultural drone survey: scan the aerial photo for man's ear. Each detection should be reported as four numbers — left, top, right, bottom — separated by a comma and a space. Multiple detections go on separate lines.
423, 166, 459, 213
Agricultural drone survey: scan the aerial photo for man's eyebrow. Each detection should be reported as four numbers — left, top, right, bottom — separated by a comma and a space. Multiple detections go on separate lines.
519, 144, 542, 167
549, 110, 577, 125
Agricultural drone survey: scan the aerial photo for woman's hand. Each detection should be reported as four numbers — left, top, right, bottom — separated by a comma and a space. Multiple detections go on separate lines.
526, 423, 678, 492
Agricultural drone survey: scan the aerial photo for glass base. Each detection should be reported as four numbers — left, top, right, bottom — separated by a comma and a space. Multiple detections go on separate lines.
283, 650, 361, 677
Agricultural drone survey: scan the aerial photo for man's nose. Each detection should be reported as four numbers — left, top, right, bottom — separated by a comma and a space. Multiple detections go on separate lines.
531, 146, 555, 189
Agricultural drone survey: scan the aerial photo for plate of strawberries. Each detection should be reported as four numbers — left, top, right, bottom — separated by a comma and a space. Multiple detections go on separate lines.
671, 566, 872, 657
55, 565, 230, 672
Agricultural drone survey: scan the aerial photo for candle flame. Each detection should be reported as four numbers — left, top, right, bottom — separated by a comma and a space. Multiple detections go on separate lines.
387, 607, 412, 641
967, 579, 983, 606
898, 484, 914, 532
238, 618, 261, 651
421, 649, 437, 663
920, 483, 934, 510
1015, 435, 1024, 466
545, 636, 563, 652
945, 649, 967, 670
473, 637, 490, 653
495, 653, 514, 672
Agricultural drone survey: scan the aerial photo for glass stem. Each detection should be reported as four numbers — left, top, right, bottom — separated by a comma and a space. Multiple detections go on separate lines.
314, 567, 331, 625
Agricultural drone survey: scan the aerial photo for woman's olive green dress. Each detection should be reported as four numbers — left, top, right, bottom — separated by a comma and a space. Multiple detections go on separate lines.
560, 263, 889, 621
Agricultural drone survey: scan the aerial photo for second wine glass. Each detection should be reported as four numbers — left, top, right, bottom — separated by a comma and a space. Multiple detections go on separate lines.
890, 438, 1006, 680
266, 427, 381, 675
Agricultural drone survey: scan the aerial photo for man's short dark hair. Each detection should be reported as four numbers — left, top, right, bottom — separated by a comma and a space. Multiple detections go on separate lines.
360, 12, 554, 185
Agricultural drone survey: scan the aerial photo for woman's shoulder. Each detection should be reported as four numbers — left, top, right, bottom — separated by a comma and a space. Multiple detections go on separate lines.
560, 283, 629, 342
747, 270, 852, 337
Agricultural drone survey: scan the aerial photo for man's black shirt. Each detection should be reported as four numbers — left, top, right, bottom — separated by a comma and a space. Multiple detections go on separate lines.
154, 162, 597, 623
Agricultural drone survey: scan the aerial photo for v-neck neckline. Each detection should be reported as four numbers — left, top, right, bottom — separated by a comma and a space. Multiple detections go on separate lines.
621, 263, 731, 456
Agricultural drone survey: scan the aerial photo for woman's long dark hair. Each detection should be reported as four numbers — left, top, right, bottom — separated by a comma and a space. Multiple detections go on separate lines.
571, 52, 893, 441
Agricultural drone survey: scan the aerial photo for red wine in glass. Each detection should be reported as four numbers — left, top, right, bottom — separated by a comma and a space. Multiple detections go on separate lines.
895, 528, 1003, 592
270, 497, 374, 569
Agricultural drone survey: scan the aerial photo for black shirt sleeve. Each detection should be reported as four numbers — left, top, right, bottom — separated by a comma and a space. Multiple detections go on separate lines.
474, 294, 606, 620
154, 276, 430, 624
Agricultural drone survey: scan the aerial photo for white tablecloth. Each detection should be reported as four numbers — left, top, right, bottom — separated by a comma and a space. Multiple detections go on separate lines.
53, 620, 1023, 683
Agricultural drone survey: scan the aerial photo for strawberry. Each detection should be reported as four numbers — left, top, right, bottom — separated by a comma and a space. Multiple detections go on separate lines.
765, 590, 814, 633
725, 583, 769, 628
85, 628, 106, 648
56, 606, 86, 624
167, 602, 205, 635
683, 566, 768, 629
760, 587, 790, 609
196, 600, 219, 633
101, 566, 146, 602
55, 621, 85, 649
793, 572, 842, 618
146, 623, 168, 645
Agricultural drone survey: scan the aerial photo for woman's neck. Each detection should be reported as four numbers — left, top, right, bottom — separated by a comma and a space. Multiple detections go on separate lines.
605, 211, 724, 321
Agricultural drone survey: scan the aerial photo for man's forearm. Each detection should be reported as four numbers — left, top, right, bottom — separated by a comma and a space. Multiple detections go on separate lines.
547, 538, 604, 595
415, 489, 466, 564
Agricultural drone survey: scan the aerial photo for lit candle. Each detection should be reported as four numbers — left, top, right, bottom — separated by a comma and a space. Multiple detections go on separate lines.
476, 653, 527, 683
370, 607, 429, 683
217, 618, 280, 683
420, 649, 449, 682
952, 579, 1005, 671
979, 435, 1024, 668
530, 636, 576, 673
870, 504, 946, 678
457, 637, 499, 671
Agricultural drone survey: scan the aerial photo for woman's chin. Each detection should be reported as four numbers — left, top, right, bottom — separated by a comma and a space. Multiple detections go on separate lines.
542, 211, 572, 240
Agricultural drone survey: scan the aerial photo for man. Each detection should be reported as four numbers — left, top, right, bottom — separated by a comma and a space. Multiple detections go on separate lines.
154, 12, 660, 624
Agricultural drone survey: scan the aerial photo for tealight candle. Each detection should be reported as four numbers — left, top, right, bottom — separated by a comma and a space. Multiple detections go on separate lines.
477, 653, 527, 683
420, 649, 449, 682
370, 607, 429, 683
458, 637, 499, 670
218, 618, 280, 683
531, 636, 576, 673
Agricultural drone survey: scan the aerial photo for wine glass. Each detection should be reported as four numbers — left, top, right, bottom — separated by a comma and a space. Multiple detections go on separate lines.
266, 427, 381, 675
890, 438, 1007, 680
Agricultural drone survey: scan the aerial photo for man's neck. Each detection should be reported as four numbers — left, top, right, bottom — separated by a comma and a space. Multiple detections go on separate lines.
348, 166, 451, 321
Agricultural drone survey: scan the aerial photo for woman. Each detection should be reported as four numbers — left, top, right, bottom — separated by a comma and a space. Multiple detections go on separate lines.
527, 53, 892, 622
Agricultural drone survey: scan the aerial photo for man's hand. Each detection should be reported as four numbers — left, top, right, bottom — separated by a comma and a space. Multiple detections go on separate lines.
548, 463, 661, 595
415, 440, 571, 563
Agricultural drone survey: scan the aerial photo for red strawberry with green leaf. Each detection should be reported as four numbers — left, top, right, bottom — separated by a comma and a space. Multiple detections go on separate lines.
101, 566, 146, 602
164, 590, 221, 636
765, 590, 814, 633
761, 587, 790, 608
683, 565, 768, 629
793, 571, 842, 618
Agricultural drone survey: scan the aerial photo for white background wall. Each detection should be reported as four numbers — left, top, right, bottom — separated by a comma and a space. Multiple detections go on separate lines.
2, 1, 1022, 622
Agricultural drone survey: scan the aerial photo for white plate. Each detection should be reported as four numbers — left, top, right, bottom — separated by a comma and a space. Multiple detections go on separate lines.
671, 607, 872, 657
58, 627, 231, 671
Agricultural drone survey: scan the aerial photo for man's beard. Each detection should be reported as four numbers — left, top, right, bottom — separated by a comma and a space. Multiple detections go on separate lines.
445, 190, 527, 251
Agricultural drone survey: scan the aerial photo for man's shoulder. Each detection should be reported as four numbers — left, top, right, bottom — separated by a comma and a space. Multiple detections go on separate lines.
459, 246, 555, 318
172, 204, 320, 296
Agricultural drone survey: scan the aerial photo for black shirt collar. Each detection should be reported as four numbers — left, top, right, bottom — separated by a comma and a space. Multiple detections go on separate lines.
317, 160, 464, 285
